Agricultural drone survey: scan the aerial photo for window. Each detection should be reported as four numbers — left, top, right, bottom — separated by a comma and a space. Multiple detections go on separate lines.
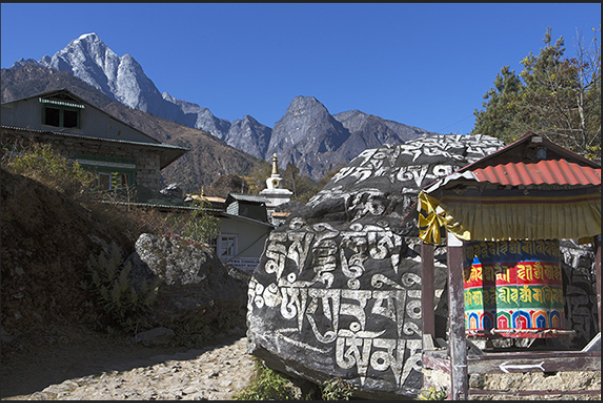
75, 155, 136, 191
44, 107, 61, 127
97, 172, 129, 190
43, 105, 81, 128
40, 97, 84, 128
98, 172, 111, 191
218, 234, 237, 262
62, 108, 79, 128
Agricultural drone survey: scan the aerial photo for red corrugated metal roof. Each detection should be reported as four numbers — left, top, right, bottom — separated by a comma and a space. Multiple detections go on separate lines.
471, 159, 601, 186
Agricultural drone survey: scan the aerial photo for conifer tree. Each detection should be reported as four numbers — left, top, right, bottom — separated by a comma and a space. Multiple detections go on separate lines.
473, 26, 601, 160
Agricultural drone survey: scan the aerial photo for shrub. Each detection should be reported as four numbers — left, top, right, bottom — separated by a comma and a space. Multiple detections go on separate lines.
417, 386, 447, 400
168, 197, 220, 245
1, 141, 95, 199
80, 242, 160, 334
87, 199, 169, 249
234, 358, 300, 400
320, 377, 356, 400
2, 140, 177, 246
235, 361, 360, 401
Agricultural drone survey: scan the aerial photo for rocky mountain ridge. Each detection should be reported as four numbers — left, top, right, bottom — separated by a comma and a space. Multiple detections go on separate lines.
10, 32, 442, 180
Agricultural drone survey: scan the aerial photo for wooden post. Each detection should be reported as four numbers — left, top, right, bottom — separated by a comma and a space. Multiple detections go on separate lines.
447, 233, 467, 400
421, 242, 435, 343
595, 234, 601, 333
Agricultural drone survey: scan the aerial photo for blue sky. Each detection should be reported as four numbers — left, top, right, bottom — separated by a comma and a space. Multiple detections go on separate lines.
1, 3, 601, 135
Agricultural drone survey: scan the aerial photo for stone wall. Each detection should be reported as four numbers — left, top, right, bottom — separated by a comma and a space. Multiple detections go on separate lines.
53, 139, 161, 191
422, 369, 601, 400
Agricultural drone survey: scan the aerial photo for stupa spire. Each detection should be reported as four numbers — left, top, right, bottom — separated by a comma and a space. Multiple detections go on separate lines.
272, 153, 279, 176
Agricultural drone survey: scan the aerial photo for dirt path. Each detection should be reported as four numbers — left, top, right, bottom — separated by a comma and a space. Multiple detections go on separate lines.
1, 329, 257, 400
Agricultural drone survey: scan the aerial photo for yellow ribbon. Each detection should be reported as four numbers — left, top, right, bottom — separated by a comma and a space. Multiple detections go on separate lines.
418, 191, 471, 244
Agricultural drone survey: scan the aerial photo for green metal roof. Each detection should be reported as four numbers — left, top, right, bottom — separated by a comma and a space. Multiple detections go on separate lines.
97, 184, 189, 207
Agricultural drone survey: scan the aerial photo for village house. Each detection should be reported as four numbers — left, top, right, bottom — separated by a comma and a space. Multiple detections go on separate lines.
1, 88, 275, 274
185, 191, 276, 273
1, 88, 188, 192
216, 193, 275, 273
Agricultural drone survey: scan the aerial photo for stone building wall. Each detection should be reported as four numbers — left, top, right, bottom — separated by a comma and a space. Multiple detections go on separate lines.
1, 129, 163, 191
47, 139, 162, 191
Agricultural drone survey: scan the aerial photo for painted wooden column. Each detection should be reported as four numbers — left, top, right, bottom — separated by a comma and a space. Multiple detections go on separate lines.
421, 242, 435, 343
446, 232, 467, 400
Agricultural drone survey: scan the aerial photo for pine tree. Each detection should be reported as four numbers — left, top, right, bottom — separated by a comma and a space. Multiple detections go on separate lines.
472, 65, 525, 144
472, 26, 601, 160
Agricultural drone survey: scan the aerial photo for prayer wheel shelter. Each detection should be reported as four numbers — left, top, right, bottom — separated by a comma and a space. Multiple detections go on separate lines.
417, 132, 601, 399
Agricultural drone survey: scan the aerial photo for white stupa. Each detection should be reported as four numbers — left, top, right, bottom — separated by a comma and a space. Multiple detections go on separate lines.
260, 153, 293, 209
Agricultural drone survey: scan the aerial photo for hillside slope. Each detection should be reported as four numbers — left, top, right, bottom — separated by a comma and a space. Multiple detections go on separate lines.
0, 168, 132, 349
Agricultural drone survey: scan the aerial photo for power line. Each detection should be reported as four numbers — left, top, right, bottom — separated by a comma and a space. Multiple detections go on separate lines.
437, 114, 474, 134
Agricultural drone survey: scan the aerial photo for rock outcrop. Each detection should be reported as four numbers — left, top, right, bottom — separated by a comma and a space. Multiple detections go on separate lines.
125, 233, 249, 334
224, 115, 272, 159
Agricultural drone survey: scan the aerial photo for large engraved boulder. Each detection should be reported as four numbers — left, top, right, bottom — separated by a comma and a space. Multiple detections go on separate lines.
246, 134, 506, 399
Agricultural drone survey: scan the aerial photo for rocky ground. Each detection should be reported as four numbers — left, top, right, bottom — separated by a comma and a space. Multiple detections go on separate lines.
3, 328, 601, 401
1, 328, 260, 401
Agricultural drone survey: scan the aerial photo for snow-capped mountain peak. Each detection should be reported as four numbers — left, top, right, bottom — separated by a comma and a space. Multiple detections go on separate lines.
77, 32, 99, 41
14, 32, 436, 180
39, 32, 121, 102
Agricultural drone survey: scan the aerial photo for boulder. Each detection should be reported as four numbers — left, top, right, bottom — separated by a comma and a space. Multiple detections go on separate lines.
246, 134, 507, 399
132, 327, 175, 347
559, 239, 600, 348
125, 233, 248, 335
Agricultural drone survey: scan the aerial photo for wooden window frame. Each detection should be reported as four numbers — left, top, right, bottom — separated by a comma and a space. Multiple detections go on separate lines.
42, 104, 81, 129
218, 234, 237, 262
96, 171, 132, 190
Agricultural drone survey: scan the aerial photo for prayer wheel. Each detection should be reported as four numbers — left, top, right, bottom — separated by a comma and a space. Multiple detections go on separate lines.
462, 239, 565, 337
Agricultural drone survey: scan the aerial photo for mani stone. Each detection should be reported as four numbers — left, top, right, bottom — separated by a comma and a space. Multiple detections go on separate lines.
246, 134, 505, 399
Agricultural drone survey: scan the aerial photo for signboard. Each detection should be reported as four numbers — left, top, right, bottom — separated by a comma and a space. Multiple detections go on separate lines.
228, 257, 260, 274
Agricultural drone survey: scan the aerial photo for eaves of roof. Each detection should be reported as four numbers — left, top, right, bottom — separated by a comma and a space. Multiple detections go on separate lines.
226, 193, 269, 204
96, 200, 226, 214
1, 125, 188, 151
271, 211, 291, 217
423, 159, 601, 194
218, 211, 275, 229
472, 160, 601, 187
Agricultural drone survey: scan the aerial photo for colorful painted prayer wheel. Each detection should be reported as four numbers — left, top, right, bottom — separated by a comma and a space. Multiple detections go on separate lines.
463, 239, 565, 337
